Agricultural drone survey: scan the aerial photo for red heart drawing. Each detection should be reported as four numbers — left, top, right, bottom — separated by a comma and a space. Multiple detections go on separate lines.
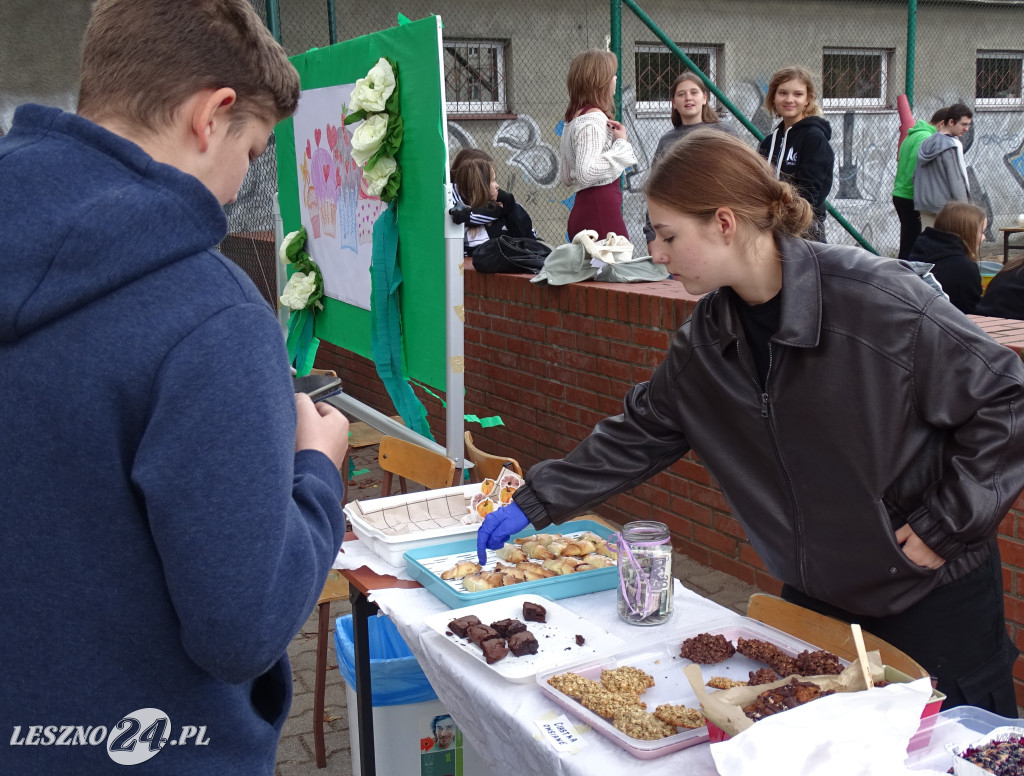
322, 164, 330, 182
335, 168, 342, 187
305, 139, 311, 158
326, 124, 338, 151
314, 128, 322, 147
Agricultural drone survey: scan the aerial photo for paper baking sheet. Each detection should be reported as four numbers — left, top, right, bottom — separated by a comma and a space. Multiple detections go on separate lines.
423, 594, 626, 684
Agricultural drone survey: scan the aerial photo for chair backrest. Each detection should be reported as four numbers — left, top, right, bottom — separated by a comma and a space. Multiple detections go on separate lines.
464, 430, 524, 483
746, 593, 930, 680
378, 436, 457, 496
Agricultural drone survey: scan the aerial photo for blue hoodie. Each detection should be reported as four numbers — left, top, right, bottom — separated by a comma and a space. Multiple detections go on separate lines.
0, 105, 346, 775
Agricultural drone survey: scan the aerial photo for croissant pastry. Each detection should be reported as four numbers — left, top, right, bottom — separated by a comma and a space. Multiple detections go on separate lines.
462, 572, 500, 592
521, 541, 557, 560
495, 544, 528, 563
579, 553, 615, 568
440, 561, 482, 580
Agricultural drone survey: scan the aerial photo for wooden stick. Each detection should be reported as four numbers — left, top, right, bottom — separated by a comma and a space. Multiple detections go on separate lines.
851, 623, 874, 689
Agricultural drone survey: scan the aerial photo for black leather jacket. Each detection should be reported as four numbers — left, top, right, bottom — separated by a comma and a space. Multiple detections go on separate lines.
514, 236, 1024, 617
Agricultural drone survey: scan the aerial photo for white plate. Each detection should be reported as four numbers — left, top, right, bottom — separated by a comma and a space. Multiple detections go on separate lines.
423, 594, 626, 684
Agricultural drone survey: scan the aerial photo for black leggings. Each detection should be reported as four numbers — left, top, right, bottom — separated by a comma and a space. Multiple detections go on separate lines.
781, 546, 1019, 716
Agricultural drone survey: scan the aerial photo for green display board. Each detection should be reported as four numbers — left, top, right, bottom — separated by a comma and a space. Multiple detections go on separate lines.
276, 16, 447, 390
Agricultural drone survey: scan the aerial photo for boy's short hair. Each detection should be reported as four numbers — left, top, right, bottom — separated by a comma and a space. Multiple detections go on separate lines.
944, 102, 973, 124
78, 0, 300, 133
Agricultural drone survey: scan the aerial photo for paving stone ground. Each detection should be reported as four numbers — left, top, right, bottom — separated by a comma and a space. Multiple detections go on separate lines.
274, 442, 762, 775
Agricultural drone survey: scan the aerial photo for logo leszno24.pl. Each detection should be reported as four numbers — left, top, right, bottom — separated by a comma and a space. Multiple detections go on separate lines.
10, 708, 209, 765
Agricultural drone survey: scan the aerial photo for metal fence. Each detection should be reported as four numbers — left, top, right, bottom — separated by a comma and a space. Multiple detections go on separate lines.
223, 0, 1024, 307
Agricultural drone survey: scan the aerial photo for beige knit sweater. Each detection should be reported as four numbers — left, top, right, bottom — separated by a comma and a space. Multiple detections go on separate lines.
559, 111, 637, 192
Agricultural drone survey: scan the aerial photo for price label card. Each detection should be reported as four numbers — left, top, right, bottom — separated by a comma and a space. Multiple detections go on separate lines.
535, 713, 588, 753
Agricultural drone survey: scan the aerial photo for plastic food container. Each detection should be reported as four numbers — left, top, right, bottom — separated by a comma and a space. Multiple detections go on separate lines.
906, 707, 1024, 772
345, 484, 481, 566
404, 520, 618, 609
536, 617, 836, 759
948, 725, 1024, 775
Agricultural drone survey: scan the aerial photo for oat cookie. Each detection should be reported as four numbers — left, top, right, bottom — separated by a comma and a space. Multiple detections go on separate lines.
600, 666, 656, 695
578, 690, 646, 719
653, 703, 706, 729
611, 706, 676, 740
547, 672, 603, 700
706, 676, 746, 690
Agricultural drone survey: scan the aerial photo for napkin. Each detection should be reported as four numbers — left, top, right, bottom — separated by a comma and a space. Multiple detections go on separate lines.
331, 539, 414, 580
710, 677, 933, 776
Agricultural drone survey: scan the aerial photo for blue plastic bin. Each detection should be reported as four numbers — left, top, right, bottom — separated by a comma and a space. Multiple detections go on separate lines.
334, 613, 437, 706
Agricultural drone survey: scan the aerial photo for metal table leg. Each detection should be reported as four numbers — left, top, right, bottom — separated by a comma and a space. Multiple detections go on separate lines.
350, 587, 377, 776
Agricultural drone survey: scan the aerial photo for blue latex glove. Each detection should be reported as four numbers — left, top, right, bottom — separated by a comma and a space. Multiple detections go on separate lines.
476, 502, 530, 564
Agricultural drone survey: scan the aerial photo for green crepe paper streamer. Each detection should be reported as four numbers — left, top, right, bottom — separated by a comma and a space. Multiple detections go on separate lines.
347, 457, 370, 480
285, 308, 309, 366
370, 202, 435, 441
465, 414, 505, 428
408, 379, 504, 428
297, 336, 320, 377
397, 13, 412, 24
285, 308, 319, 376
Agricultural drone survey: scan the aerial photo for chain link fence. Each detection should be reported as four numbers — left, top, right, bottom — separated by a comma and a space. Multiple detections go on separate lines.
222, 0, 1024, 305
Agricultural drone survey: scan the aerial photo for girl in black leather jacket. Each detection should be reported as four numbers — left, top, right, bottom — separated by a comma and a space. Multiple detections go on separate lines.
478, 130, 1024, 714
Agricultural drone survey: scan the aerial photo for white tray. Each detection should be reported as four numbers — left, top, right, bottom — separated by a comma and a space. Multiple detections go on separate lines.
345, 484, 480, 566
423, 594, 626, 684
536, 617, 846, 759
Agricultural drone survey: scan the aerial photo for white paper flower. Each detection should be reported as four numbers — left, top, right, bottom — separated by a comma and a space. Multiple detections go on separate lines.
349, 58, 396, 114
362, 157, 397, 197
279, 230, 303, 264
350, 114, 389, 167
280, 271, 317, 310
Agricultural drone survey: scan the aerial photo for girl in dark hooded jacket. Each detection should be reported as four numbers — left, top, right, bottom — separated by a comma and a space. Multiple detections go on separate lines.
758, 66, 835, 242
908, 201, 985, 314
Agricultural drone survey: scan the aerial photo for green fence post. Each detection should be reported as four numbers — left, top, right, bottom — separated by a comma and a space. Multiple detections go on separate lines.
265, 0, 281, 43
906, 0, 917, 108
611, 0, 623, 121
327, 0, 337, 45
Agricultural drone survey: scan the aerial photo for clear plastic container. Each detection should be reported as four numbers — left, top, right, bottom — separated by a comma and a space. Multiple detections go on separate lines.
616, 520, 674, 626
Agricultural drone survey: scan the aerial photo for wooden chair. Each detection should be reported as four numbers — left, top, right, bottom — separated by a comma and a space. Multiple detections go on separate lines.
463, 430, 524, 483
746, 593, 929, 680
313, 569, 349, 768
378, 435, 457, 496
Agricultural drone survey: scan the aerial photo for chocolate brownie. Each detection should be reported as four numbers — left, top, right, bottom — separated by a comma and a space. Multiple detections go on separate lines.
679, 633, 736, 664
490, 618, 527, 639
508, 630, 539, 657
794, 649, 843, 676
465, 624, 500, 646
447, 615, 481, 639
480, 637, 509, 664
523, 601, 547, 623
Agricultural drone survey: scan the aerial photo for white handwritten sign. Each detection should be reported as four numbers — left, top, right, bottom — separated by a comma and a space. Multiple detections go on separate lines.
536, 714, 588, 752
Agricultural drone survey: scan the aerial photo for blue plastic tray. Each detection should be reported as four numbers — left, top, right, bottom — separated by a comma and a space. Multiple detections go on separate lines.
404, 519, 618, 609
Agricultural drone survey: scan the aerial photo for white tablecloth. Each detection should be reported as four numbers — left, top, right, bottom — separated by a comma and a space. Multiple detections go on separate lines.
370, 579, 739, 775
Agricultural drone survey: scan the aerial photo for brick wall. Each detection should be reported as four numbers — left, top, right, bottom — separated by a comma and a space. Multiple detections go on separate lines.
316, 266, 1024, 702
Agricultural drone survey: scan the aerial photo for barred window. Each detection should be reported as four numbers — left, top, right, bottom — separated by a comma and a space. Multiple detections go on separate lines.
443, 40, 508, 116
976, 51, 1024, 106
635, 44, 718, 114
822, 48, 889, 108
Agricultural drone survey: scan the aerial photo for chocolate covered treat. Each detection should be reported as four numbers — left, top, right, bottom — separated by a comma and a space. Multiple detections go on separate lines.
490, 618, 527, 639
466, 624, 501, 647
794, 649, 843, 676
575, 634, 586, 646
736, 637, 798, 677
508, 630, 539, 657
679, 633, 736, 664
480, 637, 509, 664
747, 667, 779, 685
523, 601, 547, 623
743, 678, 834, 721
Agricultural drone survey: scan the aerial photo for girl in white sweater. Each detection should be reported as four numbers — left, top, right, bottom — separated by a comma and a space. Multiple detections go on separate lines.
560, 49, 637, 241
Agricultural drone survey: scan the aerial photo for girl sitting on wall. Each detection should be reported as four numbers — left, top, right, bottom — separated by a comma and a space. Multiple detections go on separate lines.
908, 201, 985, 314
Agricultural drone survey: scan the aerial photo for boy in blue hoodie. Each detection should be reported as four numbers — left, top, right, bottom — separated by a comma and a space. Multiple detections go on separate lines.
0, 2, 349, 774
